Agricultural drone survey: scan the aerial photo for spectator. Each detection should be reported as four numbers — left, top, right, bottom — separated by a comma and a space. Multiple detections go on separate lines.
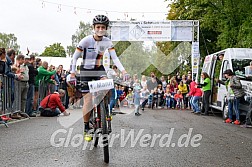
217, 69, 245, 125
189, 80, 202, 114
186, 75, 193, 109
181, 75, 187, 84
133, 78, 141, 88
5, 49, 23, 119
176, 73, 182, 83
167, 75, 171, 84
148, 90, 154, 108
152, 88, 158, 109
197, 72, 211, 116
25, 55, 38, 117
140, 85, 149, 111
33, 61, 56, 112
0, 48, 6, 73
174, 90, 183, 109
35, 58, 42, 69
178, 81, 188, 109
39, 89, 70, 117
157, 84, 164, 108
147, 75, 158, 92
106, 65, 118, 113
119, 86, 127, 103
7, 49, 16, 64
14, 55, 29, 114
170, 77, 178, 94
5, 49, 21, 79
164, 88, 174, 109
187, 71, 192, 78
140, 75, 147, 88
133, 86, 141, 116
47, 65, 57, 93
66, 71, 76, 110
161, 75, 167, 90
218, 54, 224, 61
126, 88, 134, 107
112, 65, 119, 77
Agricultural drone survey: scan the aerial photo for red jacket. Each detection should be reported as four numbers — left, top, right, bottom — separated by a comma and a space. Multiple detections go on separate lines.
40, 93, 65, 112
170, 83, 178, 93
189, 81, 202, 97
174, 93, 183, 100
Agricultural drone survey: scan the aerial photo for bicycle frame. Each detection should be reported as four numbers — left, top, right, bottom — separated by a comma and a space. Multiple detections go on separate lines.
89, 85, 113, 164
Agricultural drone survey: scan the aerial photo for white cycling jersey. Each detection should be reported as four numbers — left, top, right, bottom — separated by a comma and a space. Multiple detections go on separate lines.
71, 35, 125, 72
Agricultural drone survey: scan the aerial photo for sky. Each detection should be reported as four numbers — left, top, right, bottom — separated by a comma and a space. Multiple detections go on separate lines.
0, 0, 170, 54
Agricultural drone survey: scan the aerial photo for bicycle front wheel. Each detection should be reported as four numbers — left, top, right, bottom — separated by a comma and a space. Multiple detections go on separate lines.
100, 100, 109, 163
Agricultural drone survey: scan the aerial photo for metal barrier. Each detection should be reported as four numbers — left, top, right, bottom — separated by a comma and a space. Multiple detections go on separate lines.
0, 75, 14, 116
1, 75, 68, 127
0, 75, 23, 127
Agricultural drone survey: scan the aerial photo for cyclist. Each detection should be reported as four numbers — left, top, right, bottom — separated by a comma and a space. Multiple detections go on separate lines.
70, 15, 127, 141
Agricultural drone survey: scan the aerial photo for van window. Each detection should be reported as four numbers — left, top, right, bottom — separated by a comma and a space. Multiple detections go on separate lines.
232, 59, 252, 81
222, 60, 230, 78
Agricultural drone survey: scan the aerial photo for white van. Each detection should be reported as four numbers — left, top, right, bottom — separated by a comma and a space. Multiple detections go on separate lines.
201, 48, 252, 119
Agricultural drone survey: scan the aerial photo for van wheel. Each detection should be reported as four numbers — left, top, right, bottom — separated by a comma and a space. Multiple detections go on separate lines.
222, 100, 228, 120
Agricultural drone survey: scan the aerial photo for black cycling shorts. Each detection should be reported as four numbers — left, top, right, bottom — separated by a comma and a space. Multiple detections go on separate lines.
76, 65, 107, 93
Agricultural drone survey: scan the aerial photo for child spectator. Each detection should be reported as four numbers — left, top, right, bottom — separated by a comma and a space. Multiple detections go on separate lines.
133, 86, 141, 116
140, 85, 150, 111
148, 90, 154, 108
126, 88, 134, 107
152, 88, 159, 109
133, 78, 141, 88
164, 88, 174, 109
157, 84, 164, 108
174, 90, 183, 109
117, 85, 123, 101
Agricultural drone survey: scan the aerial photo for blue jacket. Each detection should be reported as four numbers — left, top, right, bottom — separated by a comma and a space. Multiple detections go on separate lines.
5, 56, 16, 79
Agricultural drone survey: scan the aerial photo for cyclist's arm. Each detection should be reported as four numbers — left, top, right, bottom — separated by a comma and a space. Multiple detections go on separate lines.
108, 48, 126, 73
70, 37, 88, 72
70, 48, 82, 73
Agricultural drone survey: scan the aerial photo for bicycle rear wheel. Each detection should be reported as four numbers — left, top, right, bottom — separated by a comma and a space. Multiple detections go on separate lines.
100, 100, 109, 163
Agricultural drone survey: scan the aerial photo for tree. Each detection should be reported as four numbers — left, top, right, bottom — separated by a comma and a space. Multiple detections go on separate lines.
0, 32, 20, 51
165, 0, 252, 52
67, 22, 92, 57
41, 43, 66, 57
113, 41, 151, 77
160, 0, 252, 75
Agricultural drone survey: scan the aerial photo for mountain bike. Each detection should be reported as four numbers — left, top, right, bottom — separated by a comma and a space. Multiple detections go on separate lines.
88, 79, 114, 163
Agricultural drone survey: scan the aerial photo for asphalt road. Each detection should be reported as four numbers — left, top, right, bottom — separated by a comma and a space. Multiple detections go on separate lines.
0, 108, 252, 167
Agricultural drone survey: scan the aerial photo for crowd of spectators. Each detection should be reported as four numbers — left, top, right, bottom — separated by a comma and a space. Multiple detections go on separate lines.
0, 48, 73, 119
